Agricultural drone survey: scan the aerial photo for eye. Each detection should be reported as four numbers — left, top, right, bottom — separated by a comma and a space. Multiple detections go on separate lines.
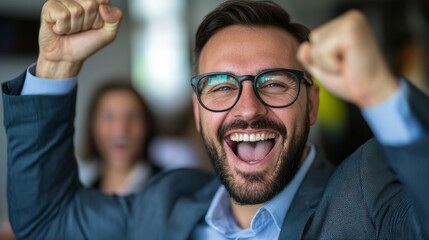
257, 80, 289, 90
213, 85, 236, 92
200, 74, 238, 94
256, 71, 297, 94
266, 82, 287, 89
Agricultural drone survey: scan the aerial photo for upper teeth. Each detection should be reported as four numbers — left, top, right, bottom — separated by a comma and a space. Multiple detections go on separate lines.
230, 133, 276, 142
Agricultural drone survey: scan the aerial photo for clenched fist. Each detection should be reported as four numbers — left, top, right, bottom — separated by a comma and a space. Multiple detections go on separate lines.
36, 0, 122, 79
298, 10, 399, 108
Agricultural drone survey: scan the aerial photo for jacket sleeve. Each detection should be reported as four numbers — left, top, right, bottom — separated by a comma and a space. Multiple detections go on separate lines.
2, 71, 132, 240
380, 82, 429, 238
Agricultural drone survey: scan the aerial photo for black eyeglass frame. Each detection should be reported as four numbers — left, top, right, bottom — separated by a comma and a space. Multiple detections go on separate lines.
190, 68, 313, 112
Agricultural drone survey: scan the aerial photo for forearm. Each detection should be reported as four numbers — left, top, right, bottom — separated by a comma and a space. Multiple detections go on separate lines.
362, 79, 424, 146
2, 0, 125, 237
3, 74, 80, 239
21, 63, 77, 95
3, 70, 132, 239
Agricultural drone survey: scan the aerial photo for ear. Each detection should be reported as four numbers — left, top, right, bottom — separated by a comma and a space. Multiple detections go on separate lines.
192, 93, 201, 132
307, 84, 320, 125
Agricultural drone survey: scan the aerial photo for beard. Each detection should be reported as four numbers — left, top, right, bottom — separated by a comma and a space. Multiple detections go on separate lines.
200, 111, 310, 205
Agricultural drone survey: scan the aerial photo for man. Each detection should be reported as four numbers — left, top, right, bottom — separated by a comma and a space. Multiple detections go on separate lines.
2, 0, 428, 239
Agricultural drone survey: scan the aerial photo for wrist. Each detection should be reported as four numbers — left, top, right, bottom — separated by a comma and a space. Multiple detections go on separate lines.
36, 57, 82, 79
358, 71, 400, 109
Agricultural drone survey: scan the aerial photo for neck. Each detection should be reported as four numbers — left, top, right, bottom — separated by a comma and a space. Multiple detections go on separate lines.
230, 145, 310, 229
300, 145, 310, 167
100, 163, 134, 194
230, 200, 262, 229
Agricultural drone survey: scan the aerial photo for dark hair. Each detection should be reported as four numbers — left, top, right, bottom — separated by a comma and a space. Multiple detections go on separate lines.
81, 81, 154, 161
194, 0, 310, 73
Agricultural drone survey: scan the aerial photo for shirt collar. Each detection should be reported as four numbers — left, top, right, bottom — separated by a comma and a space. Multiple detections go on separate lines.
263, 142, 316, 229
205, 143, 316, 236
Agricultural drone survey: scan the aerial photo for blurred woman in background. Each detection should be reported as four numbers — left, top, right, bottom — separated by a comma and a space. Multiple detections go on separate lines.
79, 81, 159, 195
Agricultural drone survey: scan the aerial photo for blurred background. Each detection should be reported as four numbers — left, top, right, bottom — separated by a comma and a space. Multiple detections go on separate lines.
0, 0, 428, 237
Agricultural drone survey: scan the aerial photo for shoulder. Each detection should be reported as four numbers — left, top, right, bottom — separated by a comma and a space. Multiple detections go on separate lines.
318, 138, 402, 215
327, 138, 399, 196
328, 138, 407, 218
151, 168, 214, 184
331, 138, 386, 180
306, 139, 406, 237
139, 168, 217, 201
130, 169, 217, 229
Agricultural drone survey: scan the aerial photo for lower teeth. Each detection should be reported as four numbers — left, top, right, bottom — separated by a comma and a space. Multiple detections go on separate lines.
247, 160, 259, 164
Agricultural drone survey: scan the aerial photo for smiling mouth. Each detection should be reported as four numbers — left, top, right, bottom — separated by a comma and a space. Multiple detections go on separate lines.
111, 138, 130, 149
226, 132, 277, 164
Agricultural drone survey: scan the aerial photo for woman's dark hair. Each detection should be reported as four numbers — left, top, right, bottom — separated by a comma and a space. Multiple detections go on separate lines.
81, 81, 154, 161
194, 0, 310, 72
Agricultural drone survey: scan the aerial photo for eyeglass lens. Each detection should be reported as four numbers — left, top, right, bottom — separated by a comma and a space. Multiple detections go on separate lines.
197, 70, 299, 111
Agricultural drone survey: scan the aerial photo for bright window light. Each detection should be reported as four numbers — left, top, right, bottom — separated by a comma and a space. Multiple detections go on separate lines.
130, 0, 190, 118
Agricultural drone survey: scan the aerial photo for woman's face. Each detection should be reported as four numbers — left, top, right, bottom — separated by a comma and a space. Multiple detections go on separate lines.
92, 89, 147, 170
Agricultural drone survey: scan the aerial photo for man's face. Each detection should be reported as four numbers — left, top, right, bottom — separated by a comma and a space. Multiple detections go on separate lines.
193, 26, 319, 205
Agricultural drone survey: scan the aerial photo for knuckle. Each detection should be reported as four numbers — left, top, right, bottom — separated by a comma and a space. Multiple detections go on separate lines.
42, 1, 53, 12
69, 5, 84, 17
54, 23, 69, 34
82, 0, 99, 12
57, 10, 71, 21
344, 10, 366, 30
348, 9, 365, 21
43, 0, 57, 8
308, 31, 319, 43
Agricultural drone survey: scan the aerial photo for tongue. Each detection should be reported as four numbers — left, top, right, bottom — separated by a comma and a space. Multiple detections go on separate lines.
236, 140, 274, 162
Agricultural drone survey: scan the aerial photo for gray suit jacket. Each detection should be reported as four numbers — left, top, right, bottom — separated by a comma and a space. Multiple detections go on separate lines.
3, 72, 429, 239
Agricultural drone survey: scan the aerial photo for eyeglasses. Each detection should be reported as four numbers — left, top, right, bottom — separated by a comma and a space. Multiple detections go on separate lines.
191, 68, 313, 112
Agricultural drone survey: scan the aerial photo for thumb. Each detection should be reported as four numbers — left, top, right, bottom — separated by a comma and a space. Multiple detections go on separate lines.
99, 4, 122, 33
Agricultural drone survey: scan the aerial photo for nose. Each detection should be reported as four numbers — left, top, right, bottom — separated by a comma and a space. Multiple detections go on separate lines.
230, 81, 268, 121
112, 117, 129, 137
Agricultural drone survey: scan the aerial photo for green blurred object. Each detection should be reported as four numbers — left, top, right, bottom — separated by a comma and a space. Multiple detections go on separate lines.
316, 78, 347, 132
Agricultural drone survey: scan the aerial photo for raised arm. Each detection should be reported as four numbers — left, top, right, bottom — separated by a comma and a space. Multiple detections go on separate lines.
37, 0, 122, 79
2, 1, 132, 239
298, 10, 429, 238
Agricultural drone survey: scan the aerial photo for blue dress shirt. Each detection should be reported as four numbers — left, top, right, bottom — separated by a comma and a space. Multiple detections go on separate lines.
21, 63, 77, 95
362, 80, 422, 145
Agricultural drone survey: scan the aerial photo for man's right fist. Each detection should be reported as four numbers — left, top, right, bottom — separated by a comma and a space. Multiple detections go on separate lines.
37, 0, 122, 79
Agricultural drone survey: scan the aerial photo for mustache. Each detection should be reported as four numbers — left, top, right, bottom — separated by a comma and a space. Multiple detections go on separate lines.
217, 118, 287, 142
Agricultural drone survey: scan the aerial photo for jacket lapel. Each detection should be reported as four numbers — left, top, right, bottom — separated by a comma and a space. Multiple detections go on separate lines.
163, 179, 220, 240
279, 147, 335, 239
